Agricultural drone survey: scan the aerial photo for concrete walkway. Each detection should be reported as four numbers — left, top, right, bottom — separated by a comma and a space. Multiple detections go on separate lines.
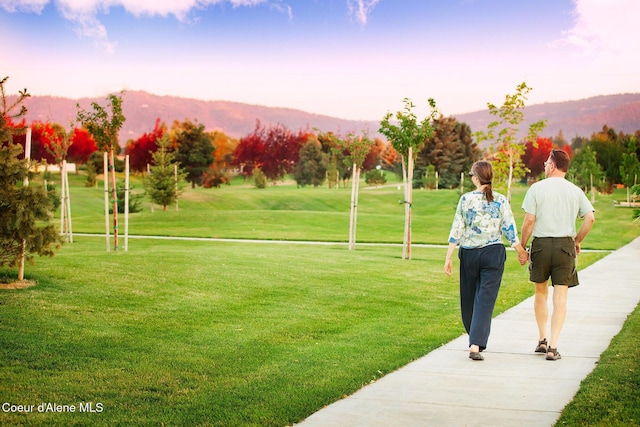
296, 237, 640, 427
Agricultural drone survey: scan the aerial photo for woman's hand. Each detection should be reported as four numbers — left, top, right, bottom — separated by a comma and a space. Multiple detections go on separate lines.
444, 243, 456, 276
444, 258, 453, 277
515, 243, 528, 266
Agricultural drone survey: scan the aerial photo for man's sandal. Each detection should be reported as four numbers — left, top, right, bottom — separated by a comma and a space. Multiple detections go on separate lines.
546, 347, 561, 361
535, 338, 547, 353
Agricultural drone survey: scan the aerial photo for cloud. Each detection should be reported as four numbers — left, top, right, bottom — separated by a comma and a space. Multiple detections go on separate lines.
1, 0, 377, 51
0, 0, 281, 52
0, 0, 47, 12
555, 0, 640, 56
346, 0, 381, 26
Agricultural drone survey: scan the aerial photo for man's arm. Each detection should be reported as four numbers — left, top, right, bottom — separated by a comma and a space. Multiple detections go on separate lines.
519, 213, 536, 265
575, 211, 595, 254
520, 213, 536, 250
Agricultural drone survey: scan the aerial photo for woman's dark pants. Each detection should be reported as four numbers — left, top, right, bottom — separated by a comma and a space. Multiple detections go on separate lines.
458, 244, 506, 350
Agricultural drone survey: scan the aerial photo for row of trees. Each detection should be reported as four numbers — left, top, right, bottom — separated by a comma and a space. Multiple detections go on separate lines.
13, 106, 638, 199
3, 75, 639, 275
6, 85, 639, 263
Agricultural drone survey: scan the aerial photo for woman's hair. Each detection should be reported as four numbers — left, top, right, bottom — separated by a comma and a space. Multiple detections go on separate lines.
471, 161, 494, 203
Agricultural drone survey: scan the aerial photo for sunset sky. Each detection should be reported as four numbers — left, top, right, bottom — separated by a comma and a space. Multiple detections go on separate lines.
1, 0, 639, 121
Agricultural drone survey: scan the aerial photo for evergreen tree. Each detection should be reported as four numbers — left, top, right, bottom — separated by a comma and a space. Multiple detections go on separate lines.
417, 116, 480, 188
144, 134, 185, 211
317, 131, 348, 188
0, 76, 61, 278
294, 138, 328, 187
620, 137, 639, 203
173, 120, 214, 188
584, 125, 625, 187
553, 129, 568, 148
326, 152, 339, 189
568, 146, 603, 203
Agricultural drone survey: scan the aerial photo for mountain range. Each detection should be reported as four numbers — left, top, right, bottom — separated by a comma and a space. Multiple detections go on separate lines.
14, 91, 640, 146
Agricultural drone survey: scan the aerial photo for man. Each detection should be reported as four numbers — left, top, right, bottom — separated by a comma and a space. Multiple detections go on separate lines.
520, 149, 595, 361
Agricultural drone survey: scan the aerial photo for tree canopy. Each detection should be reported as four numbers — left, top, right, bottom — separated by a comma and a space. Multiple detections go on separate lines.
233, 121, 305, 183
416, 115, 480, 188
172, 119, 214, 188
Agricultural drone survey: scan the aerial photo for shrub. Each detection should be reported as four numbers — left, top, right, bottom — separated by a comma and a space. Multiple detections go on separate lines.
365, 169, 386, 186
253, 167, 266, 189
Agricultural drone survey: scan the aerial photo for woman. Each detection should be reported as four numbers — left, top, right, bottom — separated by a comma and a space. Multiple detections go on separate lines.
444, 161, 527, 361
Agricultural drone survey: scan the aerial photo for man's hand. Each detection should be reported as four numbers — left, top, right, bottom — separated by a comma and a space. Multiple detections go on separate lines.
515, 243, 528, 266
518, 250, 529, 266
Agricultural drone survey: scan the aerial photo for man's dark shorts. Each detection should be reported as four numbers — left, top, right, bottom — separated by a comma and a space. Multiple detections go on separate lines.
529, 237, 579, 287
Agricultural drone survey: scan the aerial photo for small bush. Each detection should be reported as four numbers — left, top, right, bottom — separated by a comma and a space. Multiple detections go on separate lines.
109, 180, 143, 214
365, 169, 386, 186
85, 162, 97, 187
253, 168, 267, 189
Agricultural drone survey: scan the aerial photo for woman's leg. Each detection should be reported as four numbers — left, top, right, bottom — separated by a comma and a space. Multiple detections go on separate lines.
458, 248, 480, 337
468, 245, 506, 350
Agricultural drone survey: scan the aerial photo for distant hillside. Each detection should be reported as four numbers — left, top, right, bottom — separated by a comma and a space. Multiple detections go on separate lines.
455, 93, 640, 144
14, 91, 640, 146
17, 91, 380, 143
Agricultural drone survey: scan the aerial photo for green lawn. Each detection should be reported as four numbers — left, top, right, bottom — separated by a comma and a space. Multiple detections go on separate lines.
1, 173, 638, 426
57, 173, 638, 249
556, 302, 640, 426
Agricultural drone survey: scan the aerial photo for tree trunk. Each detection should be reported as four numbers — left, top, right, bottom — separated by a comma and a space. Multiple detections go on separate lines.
348, 164, 356, 250
348, 164, 360, 251
19, 128, 32, 280
18, 240, 26, 281
405, 146, 414, 260
124, 155, 129, 252
109, 149, 119, 251
60, 160, 73, 243
401, 155, 408, 260
104, 152, 110, 251
175, 164, 179, 211
507, 149, 514, 202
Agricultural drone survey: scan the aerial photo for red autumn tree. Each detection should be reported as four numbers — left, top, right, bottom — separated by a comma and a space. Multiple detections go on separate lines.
29, 121, 59, 164
380, 141, 401, 170
362, 137, 386, 171
233, 128, 264, 178
67, 127, 97, 169
203, 131, 238, 187
6, 117, 26, 147
126, 118, 164, 173
522, 136, 553, 179
233, 121, 304, 182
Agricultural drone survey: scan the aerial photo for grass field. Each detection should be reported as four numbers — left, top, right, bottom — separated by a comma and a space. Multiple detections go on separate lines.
58, 172, 638, 249
1, 172, 638, 426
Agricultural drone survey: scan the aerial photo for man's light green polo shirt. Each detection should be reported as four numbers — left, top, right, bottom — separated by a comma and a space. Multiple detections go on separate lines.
522, 176, 595, 238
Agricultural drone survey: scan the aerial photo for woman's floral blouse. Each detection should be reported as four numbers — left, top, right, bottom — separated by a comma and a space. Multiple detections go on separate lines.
447, 191, 520, 249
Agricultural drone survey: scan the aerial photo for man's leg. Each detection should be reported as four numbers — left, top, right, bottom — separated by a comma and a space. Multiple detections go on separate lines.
548, 284, 568, 351
534, 281, 549, 342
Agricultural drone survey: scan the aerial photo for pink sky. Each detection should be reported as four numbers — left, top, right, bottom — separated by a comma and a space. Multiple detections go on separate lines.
2, 0, 639, 120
